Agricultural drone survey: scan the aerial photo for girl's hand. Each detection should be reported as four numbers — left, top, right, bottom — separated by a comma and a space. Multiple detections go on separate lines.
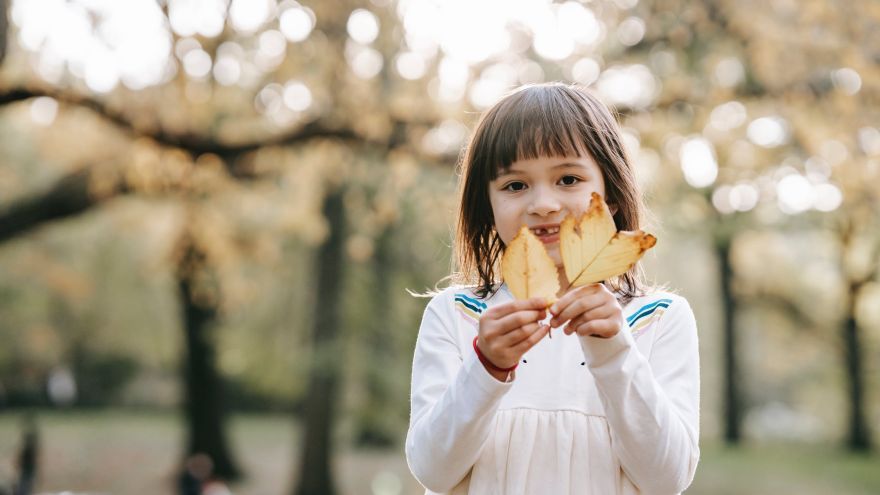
476, 297, 550, 379
549, 284, 624, 338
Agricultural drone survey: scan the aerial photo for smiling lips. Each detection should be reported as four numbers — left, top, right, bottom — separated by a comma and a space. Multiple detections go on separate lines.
530, 225, 560, 243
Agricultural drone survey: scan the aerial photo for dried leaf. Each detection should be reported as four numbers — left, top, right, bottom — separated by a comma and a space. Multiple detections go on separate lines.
501, 226, 560, 302
561, 193, 657, 287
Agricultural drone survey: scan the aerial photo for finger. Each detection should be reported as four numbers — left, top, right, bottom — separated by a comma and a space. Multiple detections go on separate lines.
549, 284, 602, 315
575, 319, 621, 338
551, 286, 616, 327
494, 309, 547, 335
565, 305, 616, 334
551, 296, 602, 328
500, 321, 543, 346
484, 297, 551, 320
512, 324, 550, 353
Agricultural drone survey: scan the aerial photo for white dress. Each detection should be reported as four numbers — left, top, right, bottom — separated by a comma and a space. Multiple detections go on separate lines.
405, 285, 700, 495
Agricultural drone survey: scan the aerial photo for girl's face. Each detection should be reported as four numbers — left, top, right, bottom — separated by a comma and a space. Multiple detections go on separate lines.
488, 154, 607, 269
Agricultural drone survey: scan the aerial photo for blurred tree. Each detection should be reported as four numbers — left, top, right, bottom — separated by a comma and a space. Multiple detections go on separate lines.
176, 232, 242, 479
0, 2, 877, 494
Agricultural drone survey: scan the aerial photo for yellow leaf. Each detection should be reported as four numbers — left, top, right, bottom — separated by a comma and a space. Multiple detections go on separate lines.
561, 193, 657, 287
501, 226, 560, 302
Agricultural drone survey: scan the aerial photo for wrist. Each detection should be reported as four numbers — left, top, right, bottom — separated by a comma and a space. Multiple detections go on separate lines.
473, 336, 518, 375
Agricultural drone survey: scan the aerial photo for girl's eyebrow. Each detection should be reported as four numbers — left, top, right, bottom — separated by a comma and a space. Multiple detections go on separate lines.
552, 162, 590, 169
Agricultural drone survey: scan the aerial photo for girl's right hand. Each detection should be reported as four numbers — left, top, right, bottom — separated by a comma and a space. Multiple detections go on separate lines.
476, 297, 550, 380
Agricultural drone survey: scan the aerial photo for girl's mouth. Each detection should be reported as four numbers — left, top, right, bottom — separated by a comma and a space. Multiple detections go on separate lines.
530, 225, 560, 244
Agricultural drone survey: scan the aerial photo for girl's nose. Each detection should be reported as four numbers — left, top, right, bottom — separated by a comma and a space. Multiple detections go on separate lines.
526, 187, 560, 216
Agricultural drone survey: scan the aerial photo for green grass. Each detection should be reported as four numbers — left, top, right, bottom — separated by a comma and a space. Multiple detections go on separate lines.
1, 410, 878, 494
691, 442, 880, 495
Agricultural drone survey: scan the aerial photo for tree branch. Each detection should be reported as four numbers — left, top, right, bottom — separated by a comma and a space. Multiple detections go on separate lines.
0, 85, 454, 171
0, 167, 127, 243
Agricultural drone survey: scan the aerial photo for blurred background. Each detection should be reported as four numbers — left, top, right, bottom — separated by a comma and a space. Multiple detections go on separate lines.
0, 0, 877, 494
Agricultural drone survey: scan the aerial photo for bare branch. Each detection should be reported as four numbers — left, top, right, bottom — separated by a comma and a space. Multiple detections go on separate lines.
0, 85, 455, 170
0, 167, 127, 243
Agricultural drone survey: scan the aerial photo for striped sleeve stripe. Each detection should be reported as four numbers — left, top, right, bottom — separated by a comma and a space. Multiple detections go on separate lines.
627, 298, 673, 326
454, 294, 487, 313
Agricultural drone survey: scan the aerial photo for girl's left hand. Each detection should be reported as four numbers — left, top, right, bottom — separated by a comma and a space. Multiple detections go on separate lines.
548, 283, 624, 338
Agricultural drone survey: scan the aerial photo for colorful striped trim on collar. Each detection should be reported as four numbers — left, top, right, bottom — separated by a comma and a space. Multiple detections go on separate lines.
454, 293, 487, 323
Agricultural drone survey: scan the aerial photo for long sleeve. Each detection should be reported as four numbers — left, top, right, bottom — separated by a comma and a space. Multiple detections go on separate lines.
405, 292, 513, 493
579, 296, 700, 495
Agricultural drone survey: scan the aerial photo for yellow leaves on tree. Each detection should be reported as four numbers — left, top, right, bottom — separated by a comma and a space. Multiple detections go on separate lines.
502, 193, 657, 300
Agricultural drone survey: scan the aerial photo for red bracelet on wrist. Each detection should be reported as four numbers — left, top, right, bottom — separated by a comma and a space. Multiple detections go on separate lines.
473, 336, 518, 373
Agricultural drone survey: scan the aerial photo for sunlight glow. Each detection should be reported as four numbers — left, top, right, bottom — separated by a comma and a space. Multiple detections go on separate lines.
168, 0, 227, 38
183, 49, 212, 79
346, 42, 384, 79
259, 30, 287, 59
517, 60, 545, 84
813, 183, 843, 212
558, 2, 601, 45
747, 116, 789, 148
422, 119, 469, 155
571, 58, 601, 85
680, 137, 718, 188
348, 9, 380, 44
229, 0, 273, 34
858, 127, 880, 156
30, 96, 59, 126
396, 52, 427, 80
14, 0, 172, 91
776, 174, 813, 214
820, 140, 849, 166
256, 83, 284, 115
832, 68, 862, 95
469, 64, 518, 108
279, 6, 315, 42
596, 64, 657, 109
714, 57, 744, 88
85, 47, 119, 93
213, 54, 242, 86
617, 17, 645, 46
282, 81, 312, 112
709, 101, 747, 131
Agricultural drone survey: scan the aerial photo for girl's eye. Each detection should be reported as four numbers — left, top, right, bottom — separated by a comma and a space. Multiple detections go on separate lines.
503, 181, 527, 192
559, 175, 581, 186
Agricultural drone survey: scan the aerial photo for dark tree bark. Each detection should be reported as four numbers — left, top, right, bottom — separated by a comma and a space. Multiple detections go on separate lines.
0, 0, 8, 65
177, 237, 242, 480
717, 238, 742, 445
843, 278, 871, 452
840, 222, 874, 452
294, 187, 346, 495
0, 169, 124, 243
354, 224, 397, 447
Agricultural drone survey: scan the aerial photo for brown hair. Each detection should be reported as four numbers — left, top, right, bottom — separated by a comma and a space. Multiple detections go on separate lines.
454, 83, 647, 301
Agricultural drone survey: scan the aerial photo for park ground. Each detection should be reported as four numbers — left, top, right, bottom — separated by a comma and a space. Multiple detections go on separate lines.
0, 410, 878, 494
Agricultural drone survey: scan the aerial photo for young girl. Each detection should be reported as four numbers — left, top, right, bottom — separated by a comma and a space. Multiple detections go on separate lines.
405, 83, 700, 495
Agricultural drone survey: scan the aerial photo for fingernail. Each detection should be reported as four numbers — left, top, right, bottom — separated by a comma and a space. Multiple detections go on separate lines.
549, 304, 558, 315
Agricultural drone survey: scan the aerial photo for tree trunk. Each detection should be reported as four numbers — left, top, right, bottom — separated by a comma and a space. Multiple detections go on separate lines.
354, 224, 397, 447
0, 0, 8, 65
178, 239, 242, 480
294, 188, 346, 495
843, 280, 872, 452
717, 239, 742, 445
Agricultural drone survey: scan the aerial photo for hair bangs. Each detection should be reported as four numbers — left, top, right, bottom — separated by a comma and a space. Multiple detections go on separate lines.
484, 88, 588, 179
